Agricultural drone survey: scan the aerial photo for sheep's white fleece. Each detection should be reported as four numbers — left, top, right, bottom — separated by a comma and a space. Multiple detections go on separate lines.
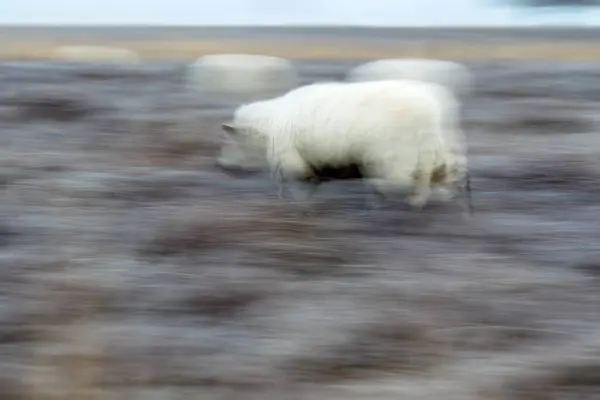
221, 79, 467, 207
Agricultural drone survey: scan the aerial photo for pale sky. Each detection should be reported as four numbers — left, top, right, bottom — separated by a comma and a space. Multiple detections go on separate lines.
0, 0, 597, 26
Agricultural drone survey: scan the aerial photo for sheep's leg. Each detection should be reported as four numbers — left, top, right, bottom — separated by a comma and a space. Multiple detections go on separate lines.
271, 161, 287, 200
406, 149, 440, 210
362, 182, 389, 210
433, 153, 473, 214
365, 157, 433, 210
456, 169, 474, 216
406, 176, 431, 210
363, 155, 417, 208
433, 186, 456, 202
269, 149, 312, 205
357, 164, 389, 210
289, 181, 320, 203
287, 182, 322, 216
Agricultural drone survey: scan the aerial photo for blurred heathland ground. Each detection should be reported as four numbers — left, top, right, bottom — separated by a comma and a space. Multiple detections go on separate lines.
1, 26, 600, 400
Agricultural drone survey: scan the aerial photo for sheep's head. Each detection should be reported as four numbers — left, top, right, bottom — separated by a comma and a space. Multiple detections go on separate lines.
215, 121, 270, 176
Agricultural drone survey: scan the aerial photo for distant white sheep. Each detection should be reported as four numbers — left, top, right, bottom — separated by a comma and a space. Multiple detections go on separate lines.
186, 54, 298, 95
215, 79, 471, 212
346, 59, 473, 97
52, 46, 140, 64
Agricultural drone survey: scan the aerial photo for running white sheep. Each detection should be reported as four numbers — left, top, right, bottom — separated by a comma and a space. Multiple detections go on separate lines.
346, 59, 473, 97
215, 79, 472, 212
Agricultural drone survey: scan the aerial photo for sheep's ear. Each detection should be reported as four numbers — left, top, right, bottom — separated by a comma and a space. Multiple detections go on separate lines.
221, 122, 238, 137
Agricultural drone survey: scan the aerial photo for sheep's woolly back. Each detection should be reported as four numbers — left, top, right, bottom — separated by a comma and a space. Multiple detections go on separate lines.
186, 54, 298, 95
232, 81, 346, 136
346, 59, 473, 97
230, 80, 462, 172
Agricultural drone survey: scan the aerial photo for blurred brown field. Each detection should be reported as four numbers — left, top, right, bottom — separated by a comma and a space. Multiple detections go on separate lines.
3, 39, 600, 60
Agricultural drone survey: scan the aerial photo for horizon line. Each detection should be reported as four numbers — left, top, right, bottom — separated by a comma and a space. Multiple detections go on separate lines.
0, 23, 596, 28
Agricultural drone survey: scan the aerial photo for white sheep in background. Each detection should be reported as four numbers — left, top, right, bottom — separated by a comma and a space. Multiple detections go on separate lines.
215, 79, 472, 212
52, 46, 140, 64
346, 59, 473, 97
186, 54, 299, 96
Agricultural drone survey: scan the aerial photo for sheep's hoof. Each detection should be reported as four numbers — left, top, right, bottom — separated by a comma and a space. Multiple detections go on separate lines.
276, 188, 286, 200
